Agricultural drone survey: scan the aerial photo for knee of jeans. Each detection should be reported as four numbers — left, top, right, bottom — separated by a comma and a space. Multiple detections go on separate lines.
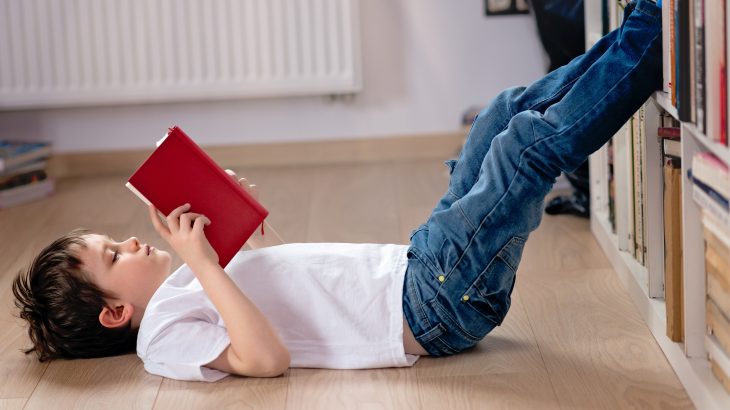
493, 86, 527, 117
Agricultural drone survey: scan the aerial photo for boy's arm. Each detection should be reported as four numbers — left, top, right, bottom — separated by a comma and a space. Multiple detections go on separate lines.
148, 204, 290, 377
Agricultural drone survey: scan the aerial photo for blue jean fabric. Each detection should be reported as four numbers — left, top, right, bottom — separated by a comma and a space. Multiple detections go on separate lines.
402, 0, 662, 356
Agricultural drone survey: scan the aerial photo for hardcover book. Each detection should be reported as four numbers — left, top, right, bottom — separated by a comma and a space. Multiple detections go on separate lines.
126, 126, 269, 268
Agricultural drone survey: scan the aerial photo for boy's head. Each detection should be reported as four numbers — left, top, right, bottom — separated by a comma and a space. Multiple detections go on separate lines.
12, 228, 172, 361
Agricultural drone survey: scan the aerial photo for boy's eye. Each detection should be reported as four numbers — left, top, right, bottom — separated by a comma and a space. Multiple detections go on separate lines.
112, 251, 119, 263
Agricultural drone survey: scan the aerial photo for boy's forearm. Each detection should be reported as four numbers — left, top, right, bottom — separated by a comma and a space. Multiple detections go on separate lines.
188, 259, 290, 373
246, 220, 285, 250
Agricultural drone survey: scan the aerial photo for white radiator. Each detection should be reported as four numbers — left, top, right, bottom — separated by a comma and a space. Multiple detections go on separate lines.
0, 0, 361, 109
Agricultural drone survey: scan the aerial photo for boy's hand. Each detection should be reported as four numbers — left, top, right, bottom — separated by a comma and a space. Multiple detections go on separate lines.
148, 203, 219, 268
225, 169, 259, 201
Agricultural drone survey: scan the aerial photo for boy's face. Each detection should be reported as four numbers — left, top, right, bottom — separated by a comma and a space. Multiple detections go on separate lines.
74, 233, 172, 328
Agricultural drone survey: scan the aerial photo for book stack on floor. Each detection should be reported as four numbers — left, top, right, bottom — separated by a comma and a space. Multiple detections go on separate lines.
0, 140, 54, 208
688, 151, 730, 393
659, 112, 683, 343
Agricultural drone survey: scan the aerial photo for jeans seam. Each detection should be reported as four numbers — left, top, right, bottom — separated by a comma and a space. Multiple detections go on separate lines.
526, 75, 581, 112
455, 201, 477, 231
408, 266, 432, 331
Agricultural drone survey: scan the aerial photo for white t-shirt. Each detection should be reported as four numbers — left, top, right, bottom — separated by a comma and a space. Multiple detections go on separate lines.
136, 243, 420, 381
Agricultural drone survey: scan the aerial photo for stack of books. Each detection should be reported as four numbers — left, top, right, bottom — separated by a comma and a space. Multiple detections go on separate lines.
0, 141, 54, 208
688, 151, 730, 392
665, 0, 728, 145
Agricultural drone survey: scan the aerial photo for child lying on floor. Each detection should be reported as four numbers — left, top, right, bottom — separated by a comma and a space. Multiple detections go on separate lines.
12, 0, 662, 382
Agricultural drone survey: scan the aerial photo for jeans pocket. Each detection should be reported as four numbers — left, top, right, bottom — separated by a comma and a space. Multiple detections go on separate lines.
463, 236, 526, 325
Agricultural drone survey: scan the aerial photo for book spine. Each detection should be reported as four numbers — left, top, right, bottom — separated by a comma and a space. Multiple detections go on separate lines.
125, 182, 152, 207
671, 0, 677, 107
663, 0, 673, 93
678, 0, 693, 121
696, 0, 707, 133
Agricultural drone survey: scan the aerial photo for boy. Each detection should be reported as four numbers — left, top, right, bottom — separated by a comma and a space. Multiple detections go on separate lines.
13, 0, 661, 381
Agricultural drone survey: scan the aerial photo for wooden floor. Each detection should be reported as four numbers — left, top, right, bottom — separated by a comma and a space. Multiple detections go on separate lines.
0, 156, 694, 409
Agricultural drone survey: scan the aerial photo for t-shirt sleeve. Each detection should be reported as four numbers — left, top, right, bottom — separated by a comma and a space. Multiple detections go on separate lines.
141, 318, 231, 382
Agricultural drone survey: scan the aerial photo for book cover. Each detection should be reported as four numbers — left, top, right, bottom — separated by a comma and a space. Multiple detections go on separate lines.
127, 126, 269, 268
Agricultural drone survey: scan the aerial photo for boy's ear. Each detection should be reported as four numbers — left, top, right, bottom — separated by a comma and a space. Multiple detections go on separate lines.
98, 303, 133, 329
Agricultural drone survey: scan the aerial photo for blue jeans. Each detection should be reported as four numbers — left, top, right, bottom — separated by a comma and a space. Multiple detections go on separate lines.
402, 0, 662, 356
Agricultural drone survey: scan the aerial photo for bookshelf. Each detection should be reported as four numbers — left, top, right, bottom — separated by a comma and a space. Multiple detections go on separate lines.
586, 1, 730, 409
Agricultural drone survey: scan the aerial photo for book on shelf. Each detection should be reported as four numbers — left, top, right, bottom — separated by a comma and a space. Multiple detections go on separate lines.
0, 141, 51, 173
607, 138, 616, 233
126, 126, 269, 268
663, 156, 683, 342
692, 151, 729, 199
693, 0, 706, 134
704, 0, 728, 145
613, 120, 635, 254
691, 171, 729, 227
670, 0, 677, 106
632, 107, 647, 265
707, 299, 730, 364
662, 0, 672, 94
657, 127, 681, 139
663, 139, 681, 158
676, 0, 692, 121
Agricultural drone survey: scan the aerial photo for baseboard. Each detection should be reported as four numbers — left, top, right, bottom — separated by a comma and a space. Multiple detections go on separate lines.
46, 132, 465, 178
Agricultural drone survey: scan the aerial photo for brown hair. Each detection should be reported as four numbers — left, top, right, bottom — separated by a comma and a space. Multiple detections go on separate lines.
12, 228, 138, 361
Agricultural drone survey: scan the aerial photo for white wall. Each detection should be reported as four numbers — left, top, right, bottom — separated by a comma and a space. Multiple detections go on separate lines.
0, 0, 547, 153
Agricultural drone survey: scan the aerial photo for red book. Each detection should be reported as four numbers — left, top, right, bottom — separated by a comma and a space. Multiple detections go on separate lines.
126, 126, 268, 268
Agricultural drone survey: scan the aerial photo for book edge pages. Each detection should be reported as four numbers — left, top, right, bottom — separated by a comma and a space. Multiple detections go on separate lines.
125, 181, 151, 205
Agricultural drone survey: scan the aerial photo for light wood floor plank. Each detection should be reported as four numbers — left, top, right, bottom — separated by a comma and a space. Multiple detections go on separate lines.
518, 214, 693, 409
23, 355, 161, 410
285, 367, 421, 410
413, 289, 561, 410
154, 373, 289, 409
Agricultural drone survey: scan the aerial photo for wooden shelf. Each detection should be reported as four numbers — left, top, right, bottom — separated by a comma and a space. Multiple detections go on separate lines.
652, 91, 679, 120
683, 123, 730, 166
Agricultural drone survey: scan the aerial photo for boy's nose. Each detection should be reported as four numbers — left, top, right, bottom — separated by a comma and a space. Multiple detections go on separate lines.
124, 237, 140, 250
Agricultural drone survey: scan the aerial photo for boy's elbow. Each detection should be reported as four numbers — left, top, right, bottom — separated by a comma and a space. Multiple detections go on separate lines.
240, 346, 290, 377
256, 350, 290, 377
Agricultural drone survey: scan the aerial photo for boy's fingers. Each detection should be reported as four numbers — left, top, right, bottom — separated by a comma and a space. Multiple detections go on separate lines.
192, 215, 211, 235
167, 203, 191, 230
148, 205, 170, 237
179, 212, 203, 232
